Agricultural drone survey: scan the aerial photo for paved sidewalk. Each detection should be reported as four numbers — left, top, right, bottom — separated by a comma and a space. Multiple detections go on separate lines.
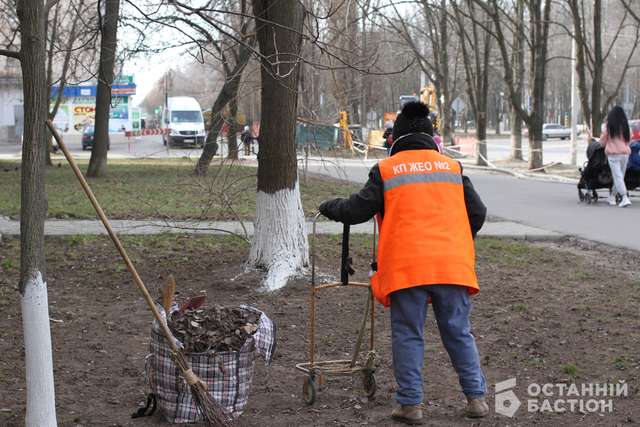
0, 216, 563, 241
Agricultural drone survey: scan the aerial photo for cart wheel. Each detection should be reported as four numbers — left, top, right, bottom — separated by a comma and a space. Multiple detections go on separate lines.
585, 192, 592, 204
362, 372, 376, 398
302, 376, 316, 405
592, 191, 598, 202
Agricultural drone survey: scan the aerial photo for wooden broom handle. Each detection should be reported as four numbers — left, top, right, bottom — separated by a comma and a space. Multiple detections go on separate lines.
46, 120, 180, 353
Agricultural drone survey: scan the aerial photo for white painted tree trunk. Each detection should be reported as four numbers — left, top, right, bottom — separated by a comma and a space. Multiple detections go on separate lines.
21, 272, 57, 426
249, 181, 309, 290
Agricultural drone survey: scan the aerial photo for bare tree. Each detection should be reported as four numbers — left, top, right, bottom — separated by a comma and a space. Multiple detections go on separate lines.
0, 0, 56, 424
186, 1, 255, 174
569, 0, 640, 136
478, 0, 553, 169
379, 0, 459, 145
46, 0, 89, 166
123, 0, 255, 174
451, 0, 492, 165
510, 0, 525, 160
87, 0, 120, 177
249, 0, 309, 290
326, 0, 362, 124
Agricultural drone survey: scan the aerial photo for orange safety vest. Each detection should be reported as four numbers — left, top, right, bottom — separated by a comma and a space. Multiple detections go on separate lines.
371, 149, 479, 306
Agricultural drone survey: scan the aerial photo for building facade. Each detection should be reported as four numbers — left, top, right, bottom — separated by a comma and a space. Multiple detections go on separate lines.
50, 75, 139, 135
0, 57, 23, 144
0, 70, 139, 142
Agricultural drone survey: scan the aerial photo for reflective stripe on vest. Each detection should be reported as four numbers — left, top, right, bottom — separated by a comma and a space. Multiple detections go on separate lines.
384, 172, 463, 191
370, 149, 479, 307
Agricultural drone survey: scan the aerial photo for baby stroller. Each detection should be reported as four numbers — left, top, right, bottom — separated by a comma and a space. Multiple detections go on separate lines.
626, 141, 640, 192
578, 139, 640, 203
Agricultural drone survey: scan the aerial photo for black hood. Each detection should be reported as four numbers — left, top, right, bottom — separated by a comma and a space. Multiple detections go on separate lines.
389, 132, 438, 156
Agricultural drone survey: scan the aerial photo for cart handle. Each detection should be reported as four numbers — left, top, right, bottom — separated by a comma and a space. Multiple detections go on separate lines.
341, 223, 354, 285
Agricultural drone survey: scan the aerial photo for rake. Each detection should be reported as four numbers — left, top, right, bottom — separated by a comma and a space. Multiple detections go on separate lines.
46, 120, 229, 426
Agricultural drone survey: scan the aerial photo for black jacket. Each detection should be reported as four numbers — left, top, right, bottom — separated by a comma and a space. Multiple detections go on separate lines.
319, 133, 487, 237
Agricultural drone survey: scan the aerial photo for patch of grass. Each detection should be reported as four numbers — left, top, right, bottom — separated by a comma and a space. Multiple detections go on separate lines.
562, 363, 578, 377
613, 357, 626, 370
1, 258, 16, 271
0, 160, 361, 221
528, 356, 545, 366
476, 238, 552, 267
515, 303, 528, 313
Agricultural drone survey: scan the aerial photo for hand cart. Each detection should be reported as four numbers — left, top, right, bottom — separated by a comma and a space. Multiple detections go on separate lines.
295, 212, 378, 405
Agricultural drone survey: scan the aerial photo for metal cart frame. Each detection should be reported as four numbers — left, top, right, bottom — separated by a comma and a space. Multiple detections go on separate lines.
295, 213, 378, 405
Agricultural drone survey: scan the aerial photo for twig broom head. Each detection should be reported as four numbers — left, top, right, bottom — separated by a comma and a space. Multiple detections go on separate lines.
172, 350, 231, 426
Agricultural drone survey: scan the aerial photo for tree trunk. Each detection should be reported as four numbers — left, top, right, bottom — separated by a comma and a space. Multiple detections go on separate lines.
87, 0, 120, 178
250, 0, 308, 291
194, 77, 241, 174
16, 0, 57, 424
194, 44, 252, 175
510, 0, 525, 160
590, 0, 603, 136
43, 2, 59, 167
227, 98, 239, 160
528, 121, 544, 169
527, 1, 550, 169
494, 92, 501, 135
195, 119, 221, 175
476, 112, 488, 166
438, 0, 454, 145
510, 104, 523, 160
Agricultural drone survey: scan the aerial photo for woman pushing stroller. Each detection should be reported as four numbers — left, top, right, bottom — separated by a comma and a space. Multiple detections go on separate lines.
590, 106, 632, 207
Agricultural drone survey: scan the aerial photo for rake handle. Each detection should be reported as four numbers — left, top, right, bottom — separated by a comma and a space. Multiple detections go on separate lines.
46, 120, 180, 354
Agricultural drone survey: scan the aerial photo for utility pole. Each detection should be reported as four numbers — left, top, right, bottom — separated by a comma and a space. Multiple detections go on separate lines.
570, 33, 578, 166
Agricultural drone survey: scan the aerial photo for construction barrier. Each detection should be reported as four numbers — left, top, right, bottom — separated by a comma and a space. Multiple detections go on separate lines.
124, 128, 170, 137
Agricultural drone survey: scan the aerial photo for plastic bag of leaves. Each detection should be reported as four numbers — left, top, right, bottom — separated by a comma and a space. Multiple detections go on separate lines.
142, 304, 276, 423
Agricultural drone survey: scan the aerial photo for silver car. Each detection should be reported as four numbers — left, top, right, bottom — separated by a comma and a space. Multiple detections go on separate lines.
542, 123, 571, 140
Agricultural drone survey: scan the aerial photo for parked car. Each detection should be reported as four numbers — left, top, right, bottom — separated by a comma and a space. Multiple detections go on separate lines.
542, 123, 571, 140
629, 119, 640, 141
82, 125, 110, 151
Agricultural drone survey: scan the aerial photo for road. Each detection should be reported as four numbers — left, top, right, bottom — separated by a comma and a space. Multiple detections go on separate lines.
0, 133, 588, 165
305, 159, 640, 252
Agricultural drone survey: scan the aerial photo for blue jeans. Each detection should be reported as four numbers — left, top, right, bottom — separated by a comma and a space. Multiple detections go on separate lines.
390, 285, 486, 405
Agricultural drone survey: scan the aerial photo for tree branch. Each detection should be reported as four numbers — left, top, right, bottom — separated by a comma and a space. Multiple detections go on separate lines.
0, 48, 20, 59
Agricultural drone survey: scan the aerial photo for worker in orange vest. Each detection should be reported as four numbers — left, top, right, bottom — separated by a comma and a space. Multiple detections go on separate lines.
320, 102, 488, 424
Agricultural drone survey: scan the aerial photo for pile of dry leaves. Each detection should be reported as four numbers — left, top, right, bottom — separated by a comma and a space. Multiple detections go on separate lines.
168, 305, 260, 353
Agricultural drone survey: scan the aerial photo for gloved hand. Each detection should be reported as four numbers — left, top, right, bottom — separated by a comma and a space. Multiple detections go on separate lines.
318, 199, 335, 220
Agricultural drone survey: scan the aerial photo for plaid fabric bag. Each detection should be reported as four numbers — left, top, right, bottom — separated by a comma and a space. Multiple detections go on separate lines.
144, 305, 276, 422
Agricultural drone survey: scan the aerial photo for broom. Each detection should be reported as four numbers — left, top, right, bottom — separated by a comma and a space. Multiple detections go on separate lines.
46, 121, 230, 426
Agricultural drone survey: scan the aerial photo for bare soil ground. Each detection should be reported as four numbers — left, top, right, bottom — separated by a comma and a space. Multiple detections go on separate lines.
0, 234, 638, 426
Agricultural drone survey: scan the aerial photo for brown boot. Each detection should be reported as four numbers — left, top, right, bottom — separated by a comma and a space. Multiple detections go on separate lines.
391, 404, 423, 425
465, 396, 489, 418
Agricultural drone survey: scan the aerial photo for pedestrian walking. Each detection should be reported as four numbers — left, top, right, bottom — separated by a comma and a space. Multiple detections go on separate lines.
597, 106, 632, 207
319, 101, 488, 424
241, 125, 252, 155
